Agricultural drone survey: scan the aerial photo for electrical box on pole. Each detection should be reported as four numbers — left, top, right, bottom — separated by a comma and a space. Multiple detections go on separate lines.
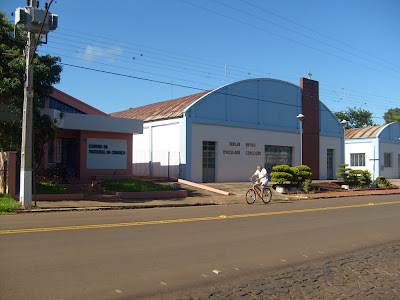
14, 6, 58, 33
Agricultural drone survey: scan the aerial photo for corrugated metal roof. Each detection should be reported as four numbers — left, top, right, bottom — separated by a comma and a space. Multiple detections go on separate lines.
345, 125, 386, 139
109, 90, 210, 122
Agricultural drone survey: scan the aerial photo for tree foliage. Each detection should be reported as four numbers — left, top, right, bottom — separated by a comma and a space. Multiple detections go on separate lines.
334, 107, 375, 129
0, 11, 62, 171
383, 108, 400, 124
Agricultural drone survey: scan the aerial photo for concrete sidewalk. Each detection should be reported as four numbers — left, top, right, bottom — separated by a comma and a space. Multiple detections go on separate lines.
18, 179, 400, 213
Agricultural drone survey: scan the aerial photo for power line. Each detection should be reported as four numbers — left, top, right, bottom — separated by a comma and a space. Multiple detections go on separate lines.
181, 0, 400, 80
238, 0, 400, 72
59, 61, 335, 112
39, 45, 398, 113
213, 0, 400, 74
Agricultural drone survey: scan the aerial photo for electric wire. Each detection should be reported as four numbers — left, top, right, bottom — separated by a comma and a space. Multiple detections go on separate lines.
213, 0, 400, 74
180, 0, 400, 79
238, 0, 400, 72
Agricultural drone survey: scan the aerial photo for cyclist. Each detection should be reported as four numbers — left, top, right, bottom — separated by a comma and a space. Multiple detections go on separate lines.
250, 165, 268, 198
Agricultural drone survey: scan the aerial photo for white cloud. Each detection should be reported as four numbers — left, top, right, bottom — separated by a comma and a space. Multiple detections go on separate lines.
78, 45, 124, 62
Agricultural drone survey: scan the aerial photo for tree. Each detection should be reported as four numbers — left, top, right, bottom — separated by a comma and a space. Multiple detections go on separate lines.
334, 107, 375, 129
383, 108, 400, 124
0, 11, 62, 171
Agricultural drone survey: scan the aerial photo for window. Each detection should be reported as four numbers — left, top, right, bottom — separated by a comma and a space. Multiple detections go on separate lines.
265, 145, 293, 174
350, 153, 365, 167
384, 153, 392, 167
56, 139, 62, 163
48, 142, 54, 164
49, 97, 85, 114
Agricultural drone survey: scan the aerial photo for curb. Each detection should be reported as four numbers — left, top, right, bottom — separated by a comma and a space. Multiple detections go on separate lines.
16, 202, 217, 213
302, 191, 400, 200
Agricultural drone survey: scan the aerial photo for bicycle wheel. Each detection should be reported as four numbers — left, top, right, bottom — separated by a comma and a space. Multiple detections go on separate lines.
246, 189, 256, 204
262, 187, 272, 204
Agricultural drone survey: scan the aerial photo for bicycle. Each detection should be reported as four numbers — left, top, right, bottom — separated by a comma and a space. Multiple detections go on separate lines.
246, 178, 272, 204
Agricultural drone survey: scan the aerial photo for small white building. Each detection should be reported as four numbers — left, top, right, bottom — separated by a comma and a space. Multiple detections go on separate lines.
345, 122, 400, 180
111, 78, 344, 182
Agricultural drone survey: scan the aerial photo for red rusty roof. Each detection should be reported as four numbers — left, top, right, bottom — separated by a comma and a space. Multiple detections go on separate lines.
109, 90, 211, 122
345, 125, 386, 139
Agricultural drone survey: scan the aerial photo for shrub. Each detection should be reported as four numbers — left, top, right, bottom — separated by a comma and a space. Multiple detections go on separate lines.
270, 165, 294, 184
270, 164, 312, 185
337, 164, 352, 183
360, 170, 372, 186
294, 165, 313, 184
375, 176, 390, 188
303, 179, 312, 193
45, 165, 75, 183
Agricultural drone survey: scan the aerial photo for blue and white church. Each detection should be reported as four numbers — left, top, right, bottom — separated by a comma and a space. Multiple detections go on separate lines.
111, 77, 344, 182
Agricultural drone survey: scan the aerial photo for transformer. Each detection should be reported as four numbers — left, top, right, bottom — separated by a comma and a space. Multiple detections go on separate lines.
14, 6, 58, 34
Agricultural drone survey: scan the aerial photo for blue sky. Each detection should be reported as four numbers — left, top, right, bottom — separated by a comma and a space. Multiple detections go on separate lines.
3, 0, 400, 123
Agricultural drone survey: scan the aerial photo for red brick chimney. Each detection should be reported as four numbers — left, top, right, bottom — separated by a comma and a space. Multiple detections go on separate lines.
300, 77, 320, 179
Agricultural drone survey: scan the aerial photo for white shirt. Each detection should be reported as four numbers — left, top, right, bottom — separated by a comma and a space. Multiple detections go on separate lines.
254, 168, 268, 184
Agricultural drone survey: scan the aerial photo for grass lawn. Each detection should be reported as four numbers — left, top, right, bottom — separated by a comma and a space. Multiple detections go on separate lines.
35, 181, 76, 194
0, 194, 21, 213
100, 179, 173, 193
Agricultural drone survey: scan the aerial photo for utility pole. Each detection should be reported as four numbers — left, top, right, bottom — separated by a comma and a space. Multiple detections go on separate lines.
19, 0, 36, 207
15, 0, 58, 207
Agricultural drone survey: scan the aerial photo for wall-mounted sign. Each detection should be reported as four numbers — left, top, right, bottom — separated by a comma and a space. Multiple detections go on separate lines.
223, 150, 240, 155
87, 138, 127, 169
223, 141, 261, 156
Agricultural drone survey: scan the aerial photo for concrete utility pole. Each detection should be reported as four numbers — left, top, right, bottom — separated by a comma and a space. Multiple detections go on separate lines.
19, 1, 36, 207
15, 0, 58, 207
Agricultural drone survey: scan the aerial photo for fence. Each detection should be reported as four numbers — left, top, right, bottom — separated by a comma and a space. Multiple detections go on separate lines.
132, 150, 181, 178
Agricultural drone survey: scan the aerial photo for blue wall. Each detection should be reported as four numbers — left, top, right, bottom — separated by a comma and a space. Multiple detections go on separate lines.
185, 78, 303, 133
378, 122, 400, 143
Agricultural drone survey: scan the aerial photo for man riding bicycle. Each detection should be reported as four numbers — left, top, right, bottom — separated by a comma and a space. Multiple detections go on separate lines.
250, 165, 268, 198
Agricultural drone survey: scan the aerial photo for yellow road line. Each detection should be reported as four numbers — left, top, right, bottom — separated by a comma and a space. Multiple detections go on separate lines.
1, 200, 400, 235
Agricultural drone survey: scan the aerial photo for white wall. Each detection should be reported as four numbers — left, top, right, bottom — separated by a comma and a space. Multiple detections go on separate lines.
132, 119, 184, 177
379, 142, 400, 179
345, 140, 375, 176
319, 136, 342, 180
191, 123, 300, 182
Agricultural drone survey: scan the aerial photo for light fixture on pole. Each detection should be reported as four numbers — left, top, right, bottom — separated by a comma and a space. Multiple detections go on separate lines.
296, 113, 305, 165
340, 120, 348, 166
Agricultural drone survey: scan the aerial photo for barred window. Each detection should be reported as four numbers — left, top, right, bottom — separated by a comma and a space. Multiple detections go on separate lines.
384, 153, 392, 167
350, 153, 365, 167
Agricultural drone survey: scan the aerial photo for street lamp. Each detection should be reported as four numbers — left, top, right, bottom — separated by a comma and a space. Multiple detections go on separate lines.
296, 114, 305, 165
340, 119, 348, 129
340, 120, 348, 166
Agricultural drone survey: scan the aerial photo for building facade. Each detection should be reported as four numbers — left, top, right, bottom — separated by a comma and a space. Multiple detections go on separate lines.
111, 78, 344, 182
41, 88, 143, 180
345, 123, 400, 180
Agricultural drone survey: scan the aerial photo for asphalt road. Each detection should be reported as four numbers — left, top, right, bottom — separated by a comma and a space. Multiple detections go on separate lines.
1, 195, 400, 300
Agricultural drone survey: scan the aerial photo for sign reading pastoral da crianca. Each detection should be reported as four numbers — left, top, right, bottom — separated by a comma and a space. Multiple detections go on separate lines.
87, 138, 127, 169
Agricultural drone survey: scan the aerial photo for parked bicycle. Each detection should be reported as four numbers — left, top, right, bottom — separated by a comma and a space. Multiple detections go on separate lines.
246, 178, 272, 204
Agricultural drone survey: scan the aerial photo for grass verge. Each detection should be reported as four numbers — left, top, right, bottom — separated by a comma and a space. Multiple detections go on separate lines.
100, 179, 173, 193
0, 194, 21, 214
35, 181, 76, 194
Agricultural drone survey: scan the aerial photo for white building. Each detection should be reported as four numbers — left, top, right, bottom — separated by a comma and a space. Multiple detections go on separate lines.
111, 78, 344, 182
345, 122, 400, 180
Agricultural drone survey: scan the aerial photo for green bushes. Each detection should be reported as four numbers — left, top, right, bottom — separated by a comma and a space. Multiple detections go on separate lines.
270, 165, 313, 185
270, 165, 294, 184
44, 165, 76, 183
375, 176, 390, 188
337, 164, 372, 188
